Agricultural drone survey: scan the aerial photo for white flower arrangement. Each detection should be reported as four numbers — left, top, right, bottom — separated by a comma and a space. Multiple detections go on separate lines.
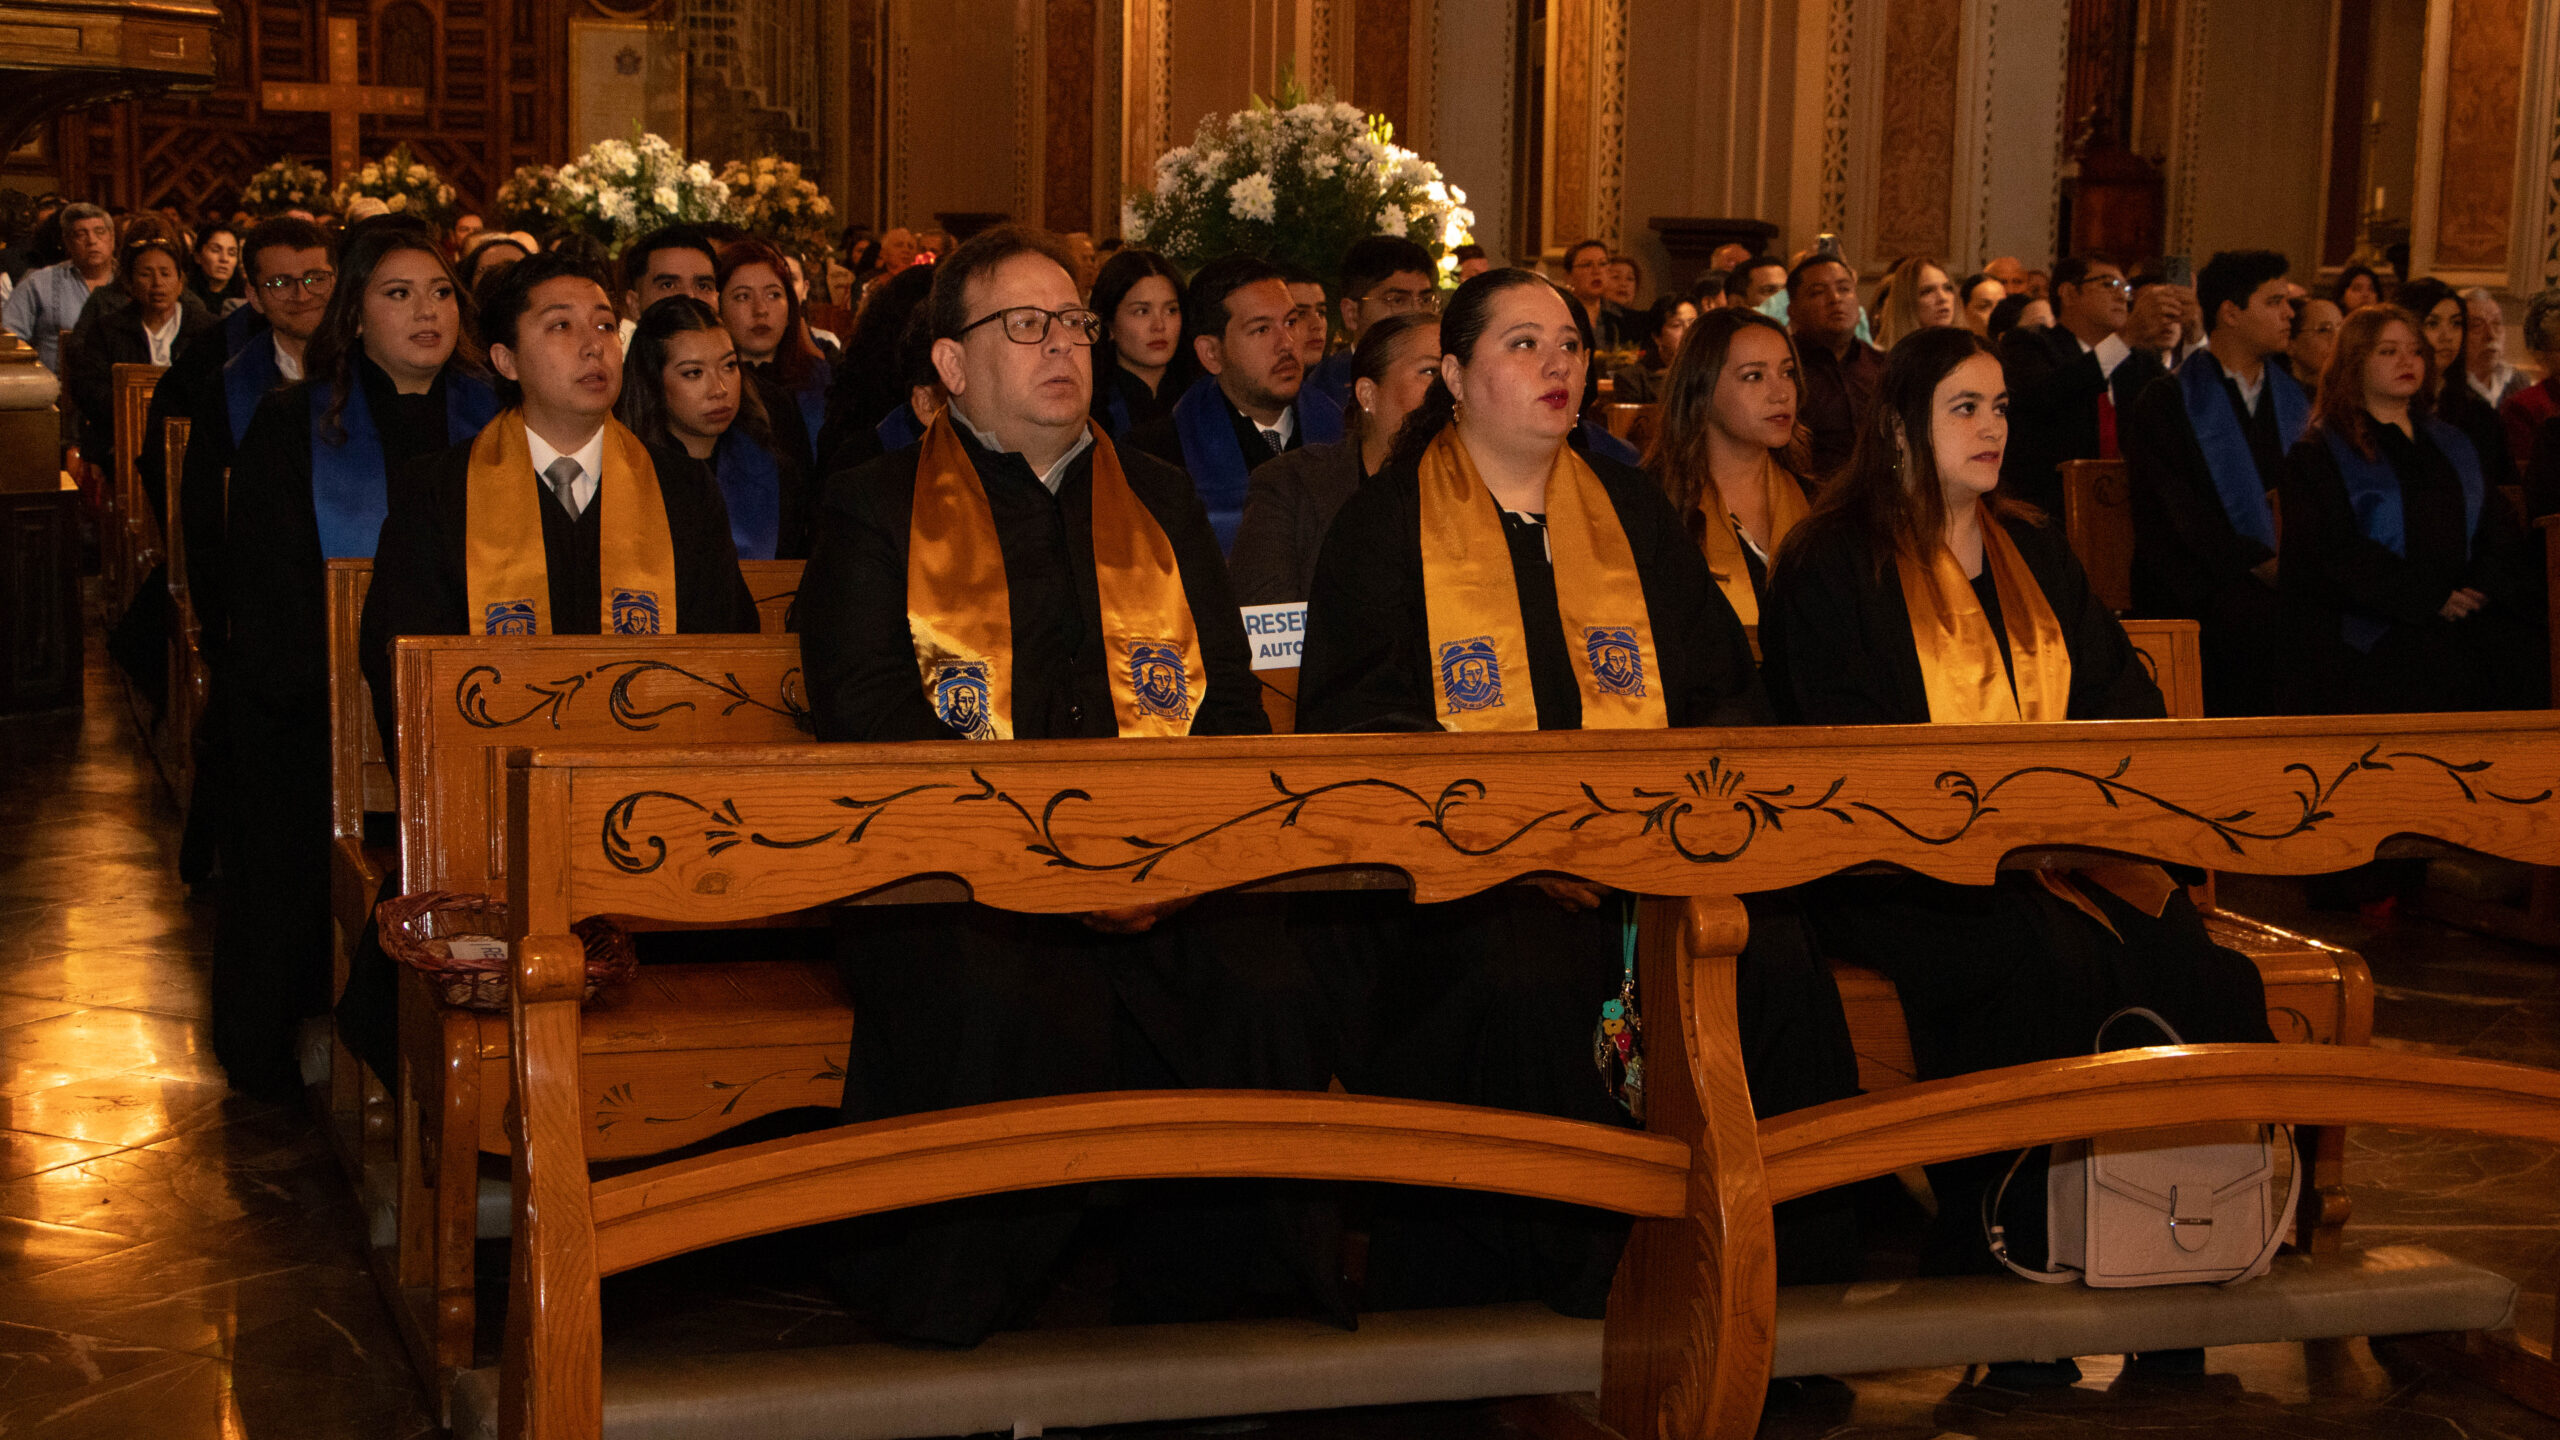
717, 155, 836, 258
495, 164, 560, 229
549, 131, 731, 254
332, 144, 457, 222
1124, 88, 1474, 286
240, 158, 331, 217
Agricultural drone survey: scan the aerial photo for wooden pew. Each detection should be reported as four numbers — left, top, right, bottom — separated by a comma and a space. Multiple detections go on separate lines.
738, 558, 800, 633
106, 362, 165, 615
158, 417, 200, 799
1596, 402, 1660, 454
364, 625, 839, 1400
2059, 457, 2133, 614
484, 715, 2560, 1439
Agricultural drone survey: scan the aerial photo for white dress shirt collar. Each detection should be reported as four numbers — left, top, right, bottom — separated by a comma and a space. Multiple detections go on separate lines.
524, 421, 608, 514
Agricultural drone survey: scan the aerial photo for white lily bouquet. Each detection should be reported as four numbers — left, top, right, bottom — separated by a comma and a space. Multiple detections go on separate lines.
1123, 89, 1474, 286
332, 144, 458, 221
240, 158, 331, 217
549, 131, 732, 254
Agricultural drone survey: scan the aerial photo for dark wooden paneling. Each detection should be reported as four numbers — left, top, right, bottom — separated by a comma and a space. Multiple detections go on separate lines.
1044, 0, 1095, 233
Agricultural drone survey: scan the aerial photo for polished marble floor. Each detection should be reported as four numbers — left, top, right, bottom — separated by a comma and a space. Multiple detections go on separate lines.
2, 630, 2556, 1438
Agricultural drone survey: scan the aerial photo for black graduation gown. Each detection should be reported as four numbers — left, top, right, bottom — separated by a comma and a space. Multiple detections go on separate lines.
1124, 386, 1304, 475
208, 360, 473, 1097
1998, 326, 2168, 514
1091, 361, 1173, 438
1293, 449, 1863, 1309
2120, 360, 2354, 716
745, 359, 823, 483
357, 433, 761, 755
2277, 421, 2548, 713
796, 424, 1340, 1346
1760, 512, 2274, 1271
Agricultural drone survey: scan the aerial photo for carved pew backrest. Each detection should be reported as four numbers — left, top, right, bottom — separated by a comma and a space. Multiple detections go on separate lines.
394, 633, 812, 896
2060, 458, 2133, 614
108, 362, 166, 603
2120, 618, 2203, 720
740, 559, 802, 636
1598, 402, 1660, 452
325, 560, 392, 842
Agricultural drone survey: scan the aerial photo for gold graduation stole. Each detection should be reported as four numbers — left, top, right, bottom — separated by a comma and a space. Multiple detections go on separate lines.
1895, 506, 2175, 929
1696, 455, 1811, 629
463, 412, 679, 636
1418, 427, 1668, 731
904, 412, 1199, 740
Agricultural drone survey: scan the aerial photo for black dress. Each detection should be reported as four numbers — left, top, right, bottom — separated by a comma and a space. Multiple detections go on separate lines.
208, 360, 475, 1097
796, 425, 1342, 1345
1760, 510, 2274, 1270
1294, 447, 1863, 1310
2277, 421, 2547, 713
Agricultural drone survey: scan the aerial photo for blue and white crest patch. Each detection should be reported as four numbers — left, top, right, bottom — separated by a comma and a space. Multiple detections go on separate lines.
1437, 636, 1506, 712
1582, 626, 1647, 697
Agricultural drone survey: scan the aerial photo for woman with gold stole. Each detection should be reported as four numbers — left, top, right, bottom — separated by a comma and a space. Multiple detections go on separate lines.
212, 215, 498, 1099
1293, 269, 1861, 1316
796, 227, 1340, 1347
1759, 326, 2272, 1287
1644, 307, 1817, 629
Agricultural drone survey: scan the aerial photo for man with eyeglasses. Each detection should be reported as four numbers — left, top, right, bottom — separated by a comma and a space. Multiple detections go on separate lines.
1304, 234, 1438, 414
1126, 253, 1347, 553
796, 225, 1336, 1348
1787, 252, 1885, 479
1999, 253, 2182, 513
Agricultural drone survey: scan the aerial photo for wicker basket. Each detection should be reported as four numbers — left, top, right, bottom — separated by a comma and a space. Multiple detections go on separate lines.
378, 890, 638, 1012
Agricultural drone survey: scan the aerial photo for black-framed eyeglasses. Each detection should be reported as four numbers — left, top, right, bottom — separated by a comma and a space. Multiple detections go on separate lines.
956, 305, 1104, 346
257, 269, 337, 294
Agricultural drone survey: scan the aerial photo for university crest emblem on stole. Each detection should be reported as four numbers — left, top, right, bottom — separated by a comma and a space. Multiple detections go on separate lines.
1583, 626, 1647, 697
1127, 641, 1193, 722
482, 599, 538, 636
611, 588, 663, 636
1436, 636, 1505, 712
931, 661, 996, 740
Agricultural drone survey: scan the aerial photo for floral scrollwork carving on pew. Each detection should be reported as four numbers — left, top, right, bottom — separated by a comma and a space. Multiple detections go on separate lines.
594, 743, 2554, 882
456, 659, 812, 734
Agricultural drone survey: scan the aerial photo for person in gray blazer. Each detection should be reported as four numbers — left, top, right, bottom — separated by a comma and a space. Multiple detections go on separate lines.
1228, 311, 1440, 605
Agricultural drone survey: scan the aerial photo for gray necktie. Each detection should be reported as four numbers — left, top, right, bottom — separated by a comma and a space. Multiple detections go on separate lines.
1259, 427, 1284, 457
543, 456, 584, 521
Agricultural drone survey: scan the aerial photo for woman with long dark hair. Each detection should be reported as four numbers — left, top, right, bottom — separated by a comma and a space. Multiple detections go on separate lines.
1760, 325, 2274, 1283
2390, 278, 2516, 486
1088, 247, 1186, 435
717, 238, 830, 478
813, 261, 935, 474
1642, 307, 1811, 627
1602, 295, 1695, 404
212, 214, 497, 1099
618, 295, 809, 560
1294, 268, 1859, 1315
1228, 310, 1438, 605
2278, 304, 2546, 712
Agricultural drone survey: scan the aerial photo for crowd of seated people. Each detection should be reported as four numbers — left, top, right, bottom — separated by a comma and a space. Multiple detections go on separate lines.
110, 185, 2548, 1378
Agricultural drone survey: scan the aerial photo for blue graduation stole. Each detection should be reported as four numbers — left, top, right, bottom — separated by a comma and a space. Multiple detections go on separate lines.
1170, 375, 1345, 554
217, 302, 262, 360
2179, 350, 2305, 549
875, 401, 925, 453
789, 356, 831, 455
1099, 374, 1133, 438
1577, 415, 1642, 466
310, 371, 499, 559
711, 427, 784, 560
1304, 351, 1356, 416
2325, 417, 2483, 653
221, 332, 284, 446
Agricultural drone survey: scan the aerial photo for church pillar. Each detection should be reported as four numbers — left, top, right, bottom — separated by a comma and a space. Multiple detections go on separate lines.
2408, 0, 2549, 292
1539, 0, 1629, 259
1417, 0, 1516, 262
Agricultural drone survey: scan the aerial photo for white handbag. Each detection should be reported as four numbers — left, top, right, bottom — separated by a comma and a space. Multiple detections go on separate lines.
1986, 1008, 2302, 1288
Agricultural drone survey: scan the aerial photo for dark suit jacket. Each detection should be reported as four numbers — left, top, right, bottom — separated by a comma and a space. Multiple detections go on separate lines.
1124, 385, 1306, 474
67, 294, 218, 461
1997, 325, 2167, 514
1227, 437, 1366, 606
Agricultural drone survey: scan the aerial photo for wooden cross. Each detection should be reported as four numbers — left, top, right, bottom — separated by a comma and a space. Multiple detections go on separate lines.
260, 16, 427, 183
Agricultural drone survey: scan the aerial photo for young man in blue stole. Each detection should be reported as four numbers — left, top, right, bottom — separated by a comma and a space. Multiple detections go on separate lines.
797, 226, 1343, 1346
2121, 250, 2352, 715
1125, 253, 1345, 554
